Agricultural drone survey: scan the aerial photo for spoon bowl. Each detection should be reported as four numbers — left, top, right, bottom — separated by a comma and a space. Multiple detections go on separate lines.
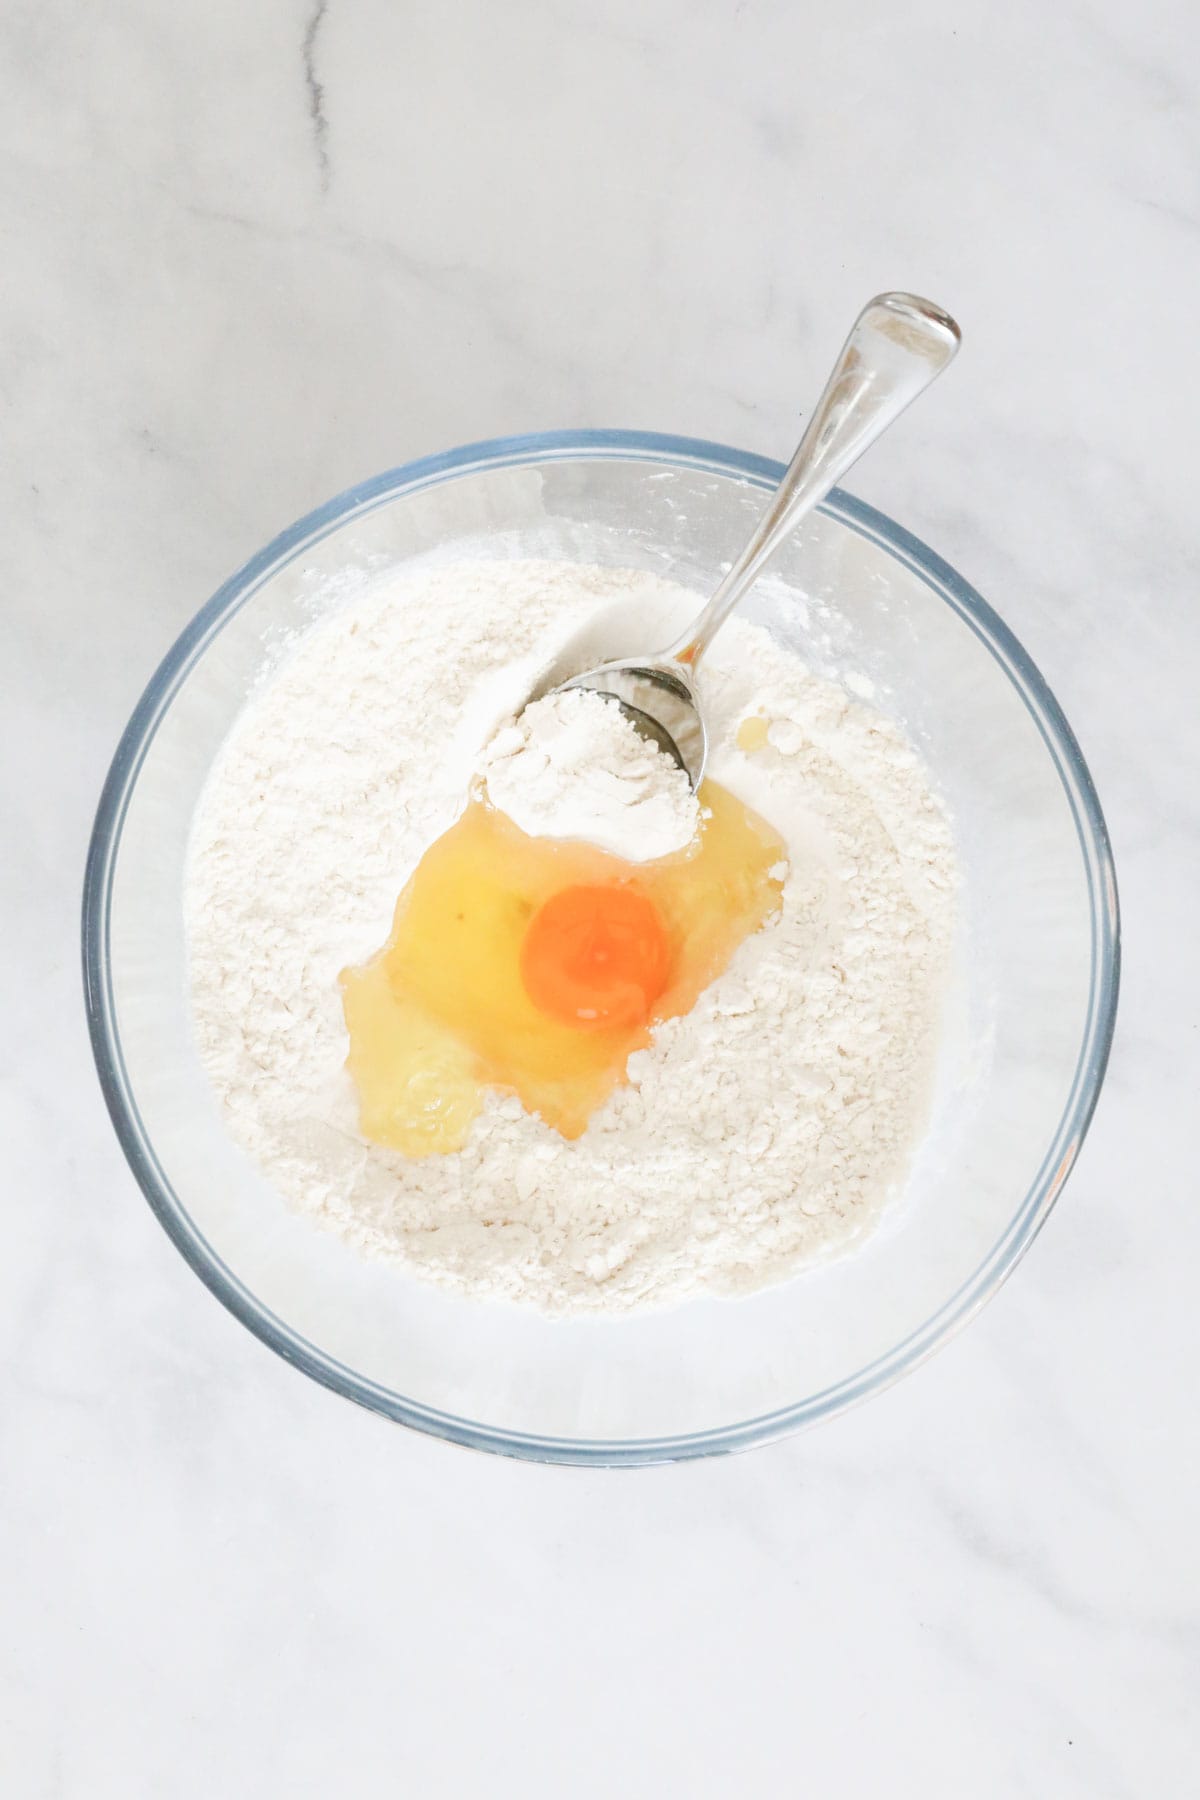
559, 662, 706, 785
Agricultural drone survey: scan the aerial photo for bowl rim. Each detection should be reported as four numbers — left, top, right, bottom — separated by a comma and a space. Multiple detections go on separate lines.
82, 428, 1121, 1465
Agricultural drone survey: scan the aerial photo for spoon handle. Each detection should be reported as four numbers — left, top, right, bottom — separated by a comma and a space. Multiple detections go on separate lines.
669, 292, 961, 667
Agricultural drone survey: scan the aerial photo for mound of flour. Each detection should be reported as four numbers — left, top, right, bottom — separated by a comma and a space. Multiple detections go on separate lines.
483, 686, 700, 859
185, 559, 957, 1315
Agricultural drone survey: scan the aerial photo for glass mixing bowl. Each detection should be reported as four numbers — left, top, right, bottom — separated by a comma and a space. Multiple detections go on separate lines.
83, 431, 1119, 1464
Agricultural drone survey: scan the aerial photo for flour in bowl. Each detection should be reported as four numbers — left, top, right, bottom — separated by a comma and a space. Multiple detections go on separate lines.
185, 559, 957, 1314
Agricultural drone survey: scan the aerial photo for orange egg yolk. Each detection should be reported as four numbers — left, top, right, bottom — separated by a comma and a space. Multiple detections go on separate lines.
340, 782, 786, 1153
520, 884, 671, 1030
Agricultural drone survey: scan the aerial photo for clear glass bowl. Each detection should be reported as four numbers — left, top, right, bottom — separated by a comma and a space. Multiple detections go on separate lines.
83, 431, 1119, 1464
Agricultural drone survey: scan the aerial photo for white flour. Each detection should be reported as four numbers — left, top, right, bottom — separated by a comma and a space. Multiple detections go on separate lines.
186, 559, 957, 1315
483, 686, 700, 860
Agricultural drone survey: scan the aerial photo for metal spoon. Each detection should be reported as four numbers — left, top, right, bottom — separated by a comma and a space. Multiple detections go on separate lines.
533, 291, 960, 786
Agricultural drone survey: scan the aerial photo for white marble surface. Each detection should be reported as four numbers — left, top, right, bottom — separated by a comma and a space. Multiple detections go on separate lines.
4, 0, 1198, 1792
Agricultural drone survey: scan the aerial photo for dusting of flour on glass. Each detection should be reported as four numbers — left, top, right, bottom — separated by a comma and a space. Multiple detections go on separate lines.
185, 559, 957, 1315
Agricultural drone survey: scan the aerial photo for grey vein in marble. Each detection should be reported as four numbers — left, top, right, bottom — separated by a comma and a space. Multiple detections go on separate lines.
302, 0, 331, 192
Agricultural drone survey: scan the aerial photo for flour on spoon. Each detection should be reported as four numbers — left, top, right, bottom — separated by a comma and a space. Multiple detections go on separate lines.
482, 685, 700, 860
